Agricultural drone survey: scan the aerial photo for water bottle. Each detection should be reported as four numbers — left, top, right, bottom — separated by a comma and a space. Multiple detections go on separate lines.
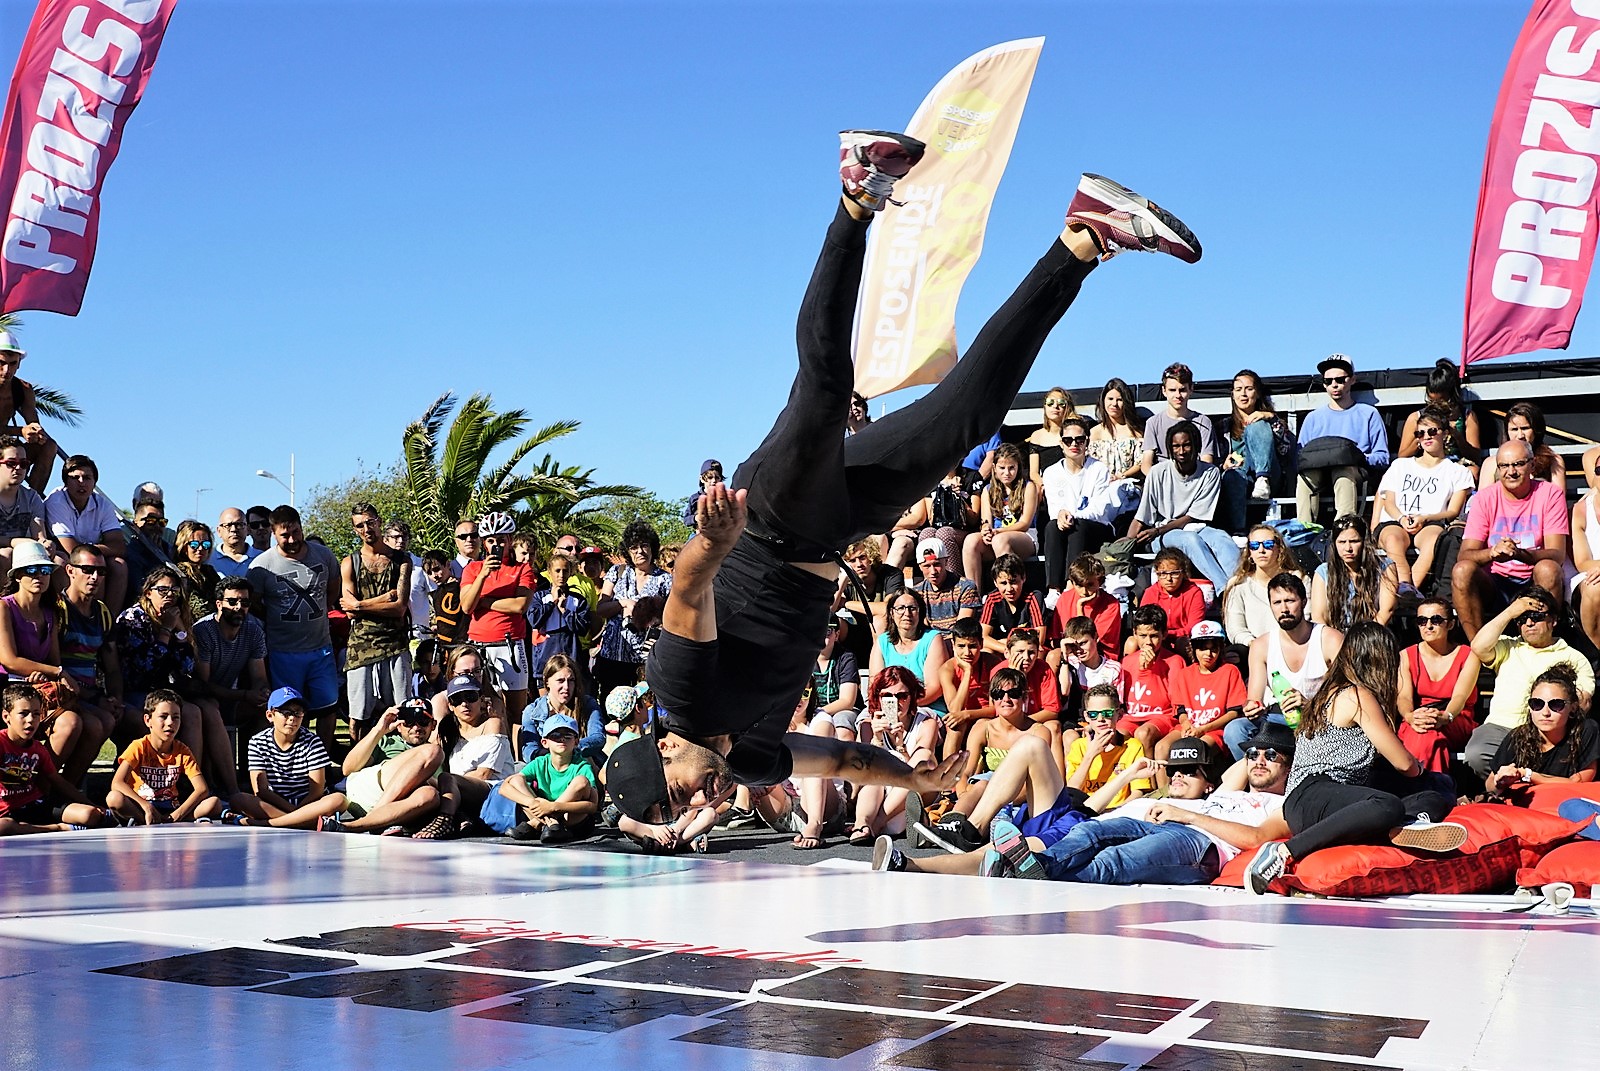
1266, 498, 1281, 525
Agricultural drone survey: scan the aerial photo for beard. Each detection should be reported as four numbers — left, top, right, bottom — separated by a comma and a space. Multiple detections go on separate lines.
666, 738, 734, 811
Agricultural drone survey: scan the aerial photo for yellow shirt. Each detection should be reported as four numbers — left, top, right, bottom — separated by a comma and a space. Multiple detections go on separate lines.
1066, 736, 1152, 808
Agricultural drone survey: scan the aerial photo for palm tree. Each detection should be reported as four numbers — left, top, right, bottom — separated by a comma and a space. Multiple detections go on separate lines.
514, 455, 642, 551
400, 391, 637, 552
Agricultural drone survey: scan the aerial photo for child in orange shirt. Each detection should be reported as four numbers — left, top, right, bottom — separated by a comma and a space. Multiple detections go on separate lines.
106, 689, 225, 824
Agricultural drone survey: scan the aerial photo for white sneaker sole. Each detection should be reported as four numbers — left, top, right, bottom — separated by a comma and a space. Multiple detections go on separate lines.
1078, 173, 1197, 254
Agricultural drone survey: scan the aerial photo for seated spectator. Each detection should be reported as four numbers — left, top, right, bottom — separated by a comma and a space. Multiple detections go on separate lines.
963, 443, 1038, 591
1065, 683, 1154, 808
1452, 438, 1569, 638
847, 666, 942, 846
528, 551, 591, 688
1576, 461, 1600, 652
1154, 620, 1247, 784
911, 537, 980, 636
980, 553, 1046, 656
1395, 359, 1485, 466
1050, 553, 1121, 660
871, 587, 950, 718
1049, 615, 1122, 719
1479, 401, 1566, 489
209, 507, 260, 580
1465, 588, 1594, 779
1397, 597, 1480, 776
1007, 626, 1062, 727
120, 491, 173, 599
1088, 377, 1145, 518
1295, 353, 1389, 526
681, 459, 723, 531
1483, 665, 1599, 799
193, 575, 269, 776
0, 333, 58, 493
842, 537, 903, 636
1140, 362, 1218, 474
517, 653, 603, 767
1309, 515, 1399, 630
229, 686, 340, 829
104, 690, 225, 825
594, 520, 671, 698
426, 674, 516, 838
1220, 524, 1301, 648
1138, 548, 1205, 655
937, 617, 1001, 754
1218, 369, 1293, 531
1039, 415, 1116, 604
1244, 624, 1464, 896
0, 435, 49, 576
321, 698, 445, 835
1127, 420, 1239, 590
0, 682, 107, 835
411, 638, 446, 704
44, 454, 127, 610
1375, 406, 1474, 590
810, 613, 860, 739
1117, 605, 1187, 757
172, 519, 221, 625
54, 544, 122, 785
937, 667, 1061, 836
1024, 386, 1077, 491
491, 713, 599, 843
1227, 572, 1343, 759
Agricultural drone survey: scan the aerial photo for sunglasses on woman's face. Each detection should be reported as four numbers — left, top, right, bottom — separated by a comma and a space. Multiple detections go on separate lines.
187, 540, 212, 551
1063, 435, 1088, 447
1417, 427, 1443, 440
1416, 614, 1450, 627
880, 690, 910, 701
1528, 696, 1569, 713
1248, 539, 1277, 551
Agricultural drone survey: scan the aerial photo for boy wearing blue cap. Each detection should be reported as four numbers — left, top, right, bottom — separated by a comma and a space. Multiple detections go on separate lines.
491, 712, 598, 844
229, 686, 340, 828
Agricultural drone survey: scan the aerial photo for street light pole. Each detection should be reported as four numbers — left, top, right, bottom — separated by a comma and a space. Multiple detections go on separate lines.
255, 452, 296, 508
194, 488, 212, 518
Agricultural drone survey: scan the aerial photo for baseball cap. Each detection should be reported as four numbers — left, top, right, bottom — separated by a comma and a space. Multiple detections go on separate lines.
916, 537, 943, 561
1166, 738, 1221, 777
605, 685, 641, 723
700, 459, 723, 475
1241, 721, 1296, 757
1317, 353, 1354, 376
445, 674, 481, 699
0, 329, 23, 356
578, 545, 604, 557
541, 713, 581, 737
396, 698, 433, 725
267, 686, 304, 710
1189, 620, 1226, 642
605, 734, 669, 821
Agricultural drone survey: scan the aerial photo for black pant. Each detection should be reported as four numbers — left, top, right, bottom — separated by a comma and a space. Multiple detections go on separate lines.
1041, 517, 1113, 591
1283, 774, 1457, 859
732, 203, 1095, 557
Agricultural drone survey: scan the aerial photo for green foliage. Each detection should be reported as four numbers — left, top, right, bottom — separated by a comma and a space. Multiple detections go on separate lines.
592, 489, 693, 549
300, 460, 419, 557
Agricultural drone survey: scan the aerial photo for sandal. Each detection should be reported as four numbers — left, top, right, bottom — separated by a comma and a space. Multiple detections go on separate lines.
791, 833, 827, 850
848, 825, 875, 847
412, 814, 457, 841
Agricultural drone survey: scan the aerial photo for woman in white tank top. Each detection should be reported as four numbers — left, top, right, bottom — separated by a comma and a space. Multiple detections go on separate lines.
1570, 477, 1600, 650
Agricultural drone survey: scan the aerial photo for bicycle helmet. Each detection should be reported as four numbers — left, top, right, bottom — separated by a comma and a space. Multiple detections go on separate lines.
477, 511, 515, 537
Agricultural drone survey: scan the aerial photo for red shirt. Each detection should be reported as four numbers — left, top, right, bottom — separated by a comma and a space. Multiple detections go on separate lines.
0, 732, 55, 815
1141, 580, 1206, 640
1053, 586, 1123, 658
461, 560, 535, 643
950, 651, 1004, 702
1118, 649, 1187, 723
1171, 662, 1246, 730
1023, 659, 1061, 714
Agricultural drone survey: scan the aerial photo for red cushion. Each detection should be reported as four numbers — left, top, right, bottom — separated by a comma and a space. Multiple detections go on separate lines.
1515, 840, 1600, 897
1213, 850, 1254, 887
1523, 781, 1600, 816
1448, 802, 1590, 854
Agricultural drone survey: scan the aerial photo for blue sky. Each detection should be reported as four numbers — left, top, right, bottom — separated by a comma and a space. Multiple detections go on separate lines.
0, 0, 1565, 536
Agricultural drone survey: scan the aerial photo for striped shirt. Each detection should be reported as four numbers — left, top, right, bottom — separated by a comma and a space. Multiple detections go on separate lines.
247, 727, 330, 804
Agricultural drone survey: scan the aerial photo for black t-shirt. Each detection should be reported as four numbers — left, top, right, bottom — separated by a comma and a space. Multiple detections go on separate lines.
812, 649, 860, 707
1492, 718, 1600, 778
429, 579, 467, 646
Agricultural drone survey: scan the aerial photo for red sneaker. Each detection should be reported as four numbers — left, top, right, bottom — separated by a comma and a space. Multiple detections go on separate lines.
839, 130, 926, 212
1065, 173, 1201, 263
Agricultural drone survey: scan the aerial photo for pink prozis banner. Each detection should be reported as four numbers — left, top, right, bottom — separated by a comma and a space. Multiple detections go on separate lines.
1463, 0, 1600, 370
0, 0, 178, 315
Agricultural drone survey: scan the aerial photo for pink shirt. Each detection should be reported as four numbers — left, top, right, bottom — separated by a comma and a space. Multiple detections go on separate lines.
1463, 480, 1569, 581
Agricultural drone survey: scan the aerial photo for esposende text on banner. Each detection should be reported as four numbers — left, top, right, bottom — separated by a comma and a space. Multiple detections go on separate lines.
0, 0, 180, 316
1462, 0, 1600, 371
851, 38, 1042, 399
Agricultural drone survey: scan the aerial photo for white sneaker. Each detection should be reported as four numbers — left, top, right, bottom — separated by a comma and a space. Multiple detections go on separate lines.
1044, 590, 1061, 612
1251, 476, 1271, 500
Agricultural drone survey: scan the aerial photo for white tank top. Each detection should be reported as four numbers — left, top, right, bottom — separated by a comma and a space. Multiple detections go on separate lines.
1586, 495, 1600, 560
1267, 623, 1329, 709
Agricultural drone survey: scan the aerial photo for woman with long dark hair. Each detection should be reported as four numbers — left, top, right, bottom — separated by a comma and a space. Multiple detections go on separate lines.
847, 666, 943, 845
1484, 664, 1598, 797
1396, 596, 1480, 775
1479, 401, 1566, 489
1309, 515, 1398, 629
1244, 623, 1463, 894
594, 520, 671, 696
962, 442, 1037, 590
1219, 369, 1292, 531
1396, 359, 1485, 462
1375, 406, 1474, 590
1039, 415, 1115, 602
1088, 377, 1145, 518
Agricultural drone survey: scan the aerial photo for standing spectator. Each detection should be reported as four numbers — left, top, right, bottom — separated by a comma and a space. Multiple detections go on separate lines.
962, 443, 1037, 590
528, 551, 591, 687
1220, 525, 1301, 648
0, 435, 49, 575
846, 391, 872, 436
1088, 377, 1146, 518
1219, 369, 1292, 531
194, 576, 270, 776
1397, 597, 1480, 776
340, 503, 412, 736
172, 520, 222, 625
594, 520, 671, 697
1375, 406, 1474, 591
1451, 439, 1569, 638
913, 537, 981, 635
245, 506, 273, 552
1295, 354, 1390, 526
246, 505, 342, 748
0, 330, 58, 493
424, 550, 466, 648
1479, 401, 1566, 489
1140, 362, 1218, 474
1039, 416, 1115, 607
451, 518, 481, 579
1309, 515, 1399, 630
682, 460, 724, 530
544, 534, 601, 642
385, 520, 433, 642
1127, 420, 1240, 590
460, 512, 534, 721
44, 454, 128, 610
210, 507, 260, 580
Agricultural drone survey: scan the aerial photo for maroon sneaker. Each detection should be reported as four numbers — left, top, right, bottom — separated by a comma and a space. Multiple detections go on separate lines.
839, 130, 926, 212
1065, 173, 1201, 263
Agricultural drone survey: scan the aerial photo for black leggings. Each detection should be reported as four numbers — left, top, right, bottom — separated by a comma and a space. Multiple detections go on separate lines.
1041, 516, 1113, 591
732, 203, 1094, 558
1283, 774, 1457, 859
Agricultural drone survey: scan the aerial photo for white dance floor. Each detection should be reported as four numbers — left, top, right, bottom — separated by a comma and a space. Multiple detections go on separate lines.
2, 827, 1594, 1070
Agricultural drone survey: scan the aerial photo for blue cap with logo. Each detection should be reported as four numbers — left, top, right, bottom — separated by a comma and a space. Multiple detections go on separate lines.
267, 686, 304, 710
541, 713, 581, 737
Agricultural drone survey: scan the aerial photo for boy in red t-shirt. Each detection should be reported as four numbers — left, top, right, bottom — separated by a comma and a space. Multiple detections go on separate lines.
1052, 554, 1122, 659
0, 682, 107, 835
1006, 627, 1066, 767
939, 617, 1003, 758
1116, 605, 1186, 757
1154, 620, 1246, 788
106, 690, 225, 825
1136, 548, 1205, 660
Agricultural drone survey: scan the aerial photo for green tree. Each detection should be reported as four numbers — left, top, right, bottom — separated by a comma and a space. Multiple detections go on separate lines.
593, 489, 693, 549
514, 455, 645, 552
299, 459, 418, 557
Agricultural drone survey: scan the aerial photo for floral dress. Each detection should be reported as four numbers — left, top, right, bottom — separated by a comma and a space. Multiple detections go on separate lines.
112, 605, 196, 697
597, 565, 672, 665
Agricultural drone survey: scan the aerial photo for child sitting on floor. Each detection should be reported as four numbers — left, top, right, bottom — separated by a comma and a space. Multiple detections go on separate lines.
0, 682, 108, 835
105, 689, 225, 825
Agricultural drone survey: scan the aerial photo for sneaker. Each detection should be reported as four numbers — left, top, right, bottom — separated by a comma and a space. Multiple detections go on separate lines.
1043, 589, 1061, 612
988, 818, 1046, 880
1065, 173, 1202, 263
317, 815, 346, 834
1390, 818, 1467, 853
839, 130, 925, 212
932, 814, 985, 853
978, 847, 1013, 878
219, 808, 248, 827
871, 834, 907, 872
509, 821, 540, 842
904, 792, 926, 850
1251, 476, 1271, 500
723, 807, 760, 830
540, 824, 575, 845
1244, 842, 1289, 896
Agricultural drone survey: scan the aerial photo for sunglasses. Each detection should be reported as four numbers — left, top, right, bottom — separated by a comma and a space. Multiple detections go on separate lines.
1417, 427, 1443, 439
1245, 747, 1285, 762
1062, 434, 1089, 446
1528, 696, 1570, 713
0, 458, 27, 470
71, 564, 107, 576
556, 545, 578, 553
186, 540, 212, 551
220, 597, 249, 608
1322, 375, 1350, 386
248, 520, 270, 529
18, 565, 52, 578
1416, 614, 1451, 627
1247, 539, 1278, 551
450, 692, 482, 705
141, 516, 167, 526
1519, 611, 1551, 624
1083, 708, 1117, 721
455, 532, 478, 541
990, 687, 1026, 701
880, 690, 910, 701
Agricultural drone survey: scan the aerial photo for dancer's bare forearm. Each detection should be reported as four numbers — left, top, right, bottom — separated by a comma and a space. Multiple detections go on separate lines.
662, 484, 747, 642
786, 732, 964, 793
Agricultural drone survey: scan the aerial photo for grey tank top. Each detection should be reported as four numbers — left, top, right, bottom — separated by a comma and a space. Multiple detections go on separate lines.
1287, 718, 1375, 795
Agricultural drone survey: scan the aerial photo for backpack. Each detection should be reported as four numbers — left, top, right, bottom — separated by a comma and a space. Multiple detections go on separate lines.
930, 484, 971, 530
1275, 519, 1330, 575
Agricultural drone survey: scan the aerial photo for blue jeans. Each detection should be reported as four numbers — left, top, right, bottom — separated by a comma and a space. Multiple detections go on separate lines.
1039, 816, 1220, 885
1219, 421, 1280, 533
1154, 527, 1241, 590
1224, 710, 1290, 760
